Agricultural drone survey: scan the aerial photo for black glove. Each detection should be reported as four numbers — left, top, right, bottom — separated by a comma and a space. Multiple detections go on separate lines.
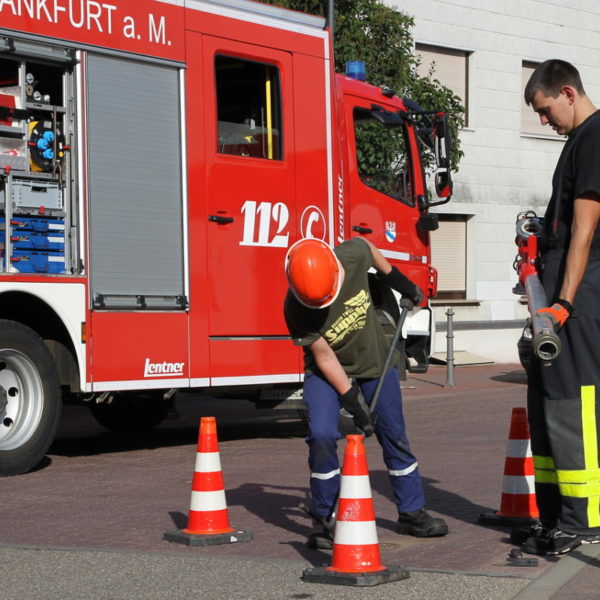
378, 266, 424, 309
400, 287, 425, 310
339, 384, 374, 437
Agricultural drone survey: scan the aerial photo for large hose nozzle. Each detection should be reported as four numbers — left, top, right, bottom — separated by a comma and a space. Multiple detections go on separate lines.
531, 322, 561, 363
526, 275, 561, 363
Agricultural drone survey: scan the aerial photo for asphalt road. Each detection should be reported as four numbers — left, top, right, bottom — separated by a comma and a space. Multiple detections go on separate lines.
2, 364, 597, 599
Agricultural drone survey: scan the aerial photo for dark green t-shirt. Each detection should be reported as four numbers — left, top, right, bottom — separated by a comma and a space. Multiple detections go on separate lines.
284, 237, 393, 379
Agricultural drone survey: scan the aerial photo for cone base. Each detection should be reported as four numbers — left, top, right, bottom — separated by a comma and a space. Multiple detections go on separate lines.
302, 565, 409, 587
163, 528, 252, 546
478, 512, 538, 528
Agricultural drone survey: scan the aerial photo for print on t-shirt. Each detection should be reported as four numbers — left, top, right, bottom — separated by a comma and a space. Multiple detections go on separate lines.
324, 289, 370, 346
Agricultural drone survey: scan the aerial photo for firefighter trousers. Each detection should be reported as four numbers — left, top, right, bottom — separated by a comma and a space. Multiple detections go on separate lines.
528, 257, 600, 535
303, 367, 425, 519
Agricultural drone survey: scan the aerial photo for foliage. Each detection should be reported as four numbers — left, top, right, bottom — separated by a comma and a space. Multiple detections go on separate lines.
354, 117, 410, 202
264, 0, 464, 171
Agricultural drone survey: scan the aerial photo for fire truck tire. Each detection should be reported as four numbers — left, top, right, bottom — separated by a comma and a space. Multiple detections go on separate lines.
0, 320, 61, 477
89, 391, 171, 432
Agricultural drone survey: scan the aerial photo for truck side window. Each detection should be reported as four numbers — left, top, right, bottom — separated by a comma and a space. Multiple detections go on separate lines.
215, 55, 282, 160
353, 108, 412, 206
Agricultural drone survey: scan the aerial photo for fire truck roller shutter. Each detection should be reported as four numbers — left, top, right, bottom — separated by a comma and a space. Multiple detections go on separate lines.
0, 320, 60, 476
86, 54, 184, 309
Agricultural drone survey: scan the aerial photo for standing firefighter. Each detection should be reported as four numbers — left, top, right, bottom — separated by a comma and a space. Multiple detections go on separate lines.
283, 236, 448, 548
521, 59, 600, 555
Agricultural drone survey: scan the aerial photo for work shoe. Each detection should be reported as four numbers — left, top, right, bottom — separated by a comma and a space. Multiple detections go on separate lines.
396, 508, 448, 538
510, 521, 553, 545
306, 518, 335, 549
522, 528, 589, 556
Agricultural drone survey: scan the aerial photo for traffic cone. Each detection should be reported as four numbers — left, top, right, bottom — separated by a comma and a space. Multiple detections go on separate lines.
302, 435, 409, 586
163, 416, 252, 546
479, 407, 539, 527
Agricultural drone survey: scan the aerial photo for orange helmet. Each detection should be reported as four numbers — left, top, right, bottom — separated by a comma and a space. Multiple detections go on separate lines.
285, 238, 342, 308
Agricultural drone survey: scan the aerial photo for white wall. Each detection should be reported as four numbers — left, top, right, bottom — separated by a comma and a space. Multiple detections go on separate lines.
388, 0, 600, 362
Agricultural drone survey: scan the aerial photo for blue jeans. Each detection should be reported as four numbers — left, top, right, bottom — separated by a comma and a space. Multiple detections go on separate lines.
304, 368, 425, 518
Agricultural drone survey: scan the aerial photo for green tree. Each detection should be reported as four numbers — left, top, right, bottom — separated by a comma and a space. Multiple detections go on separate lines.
265, 0, 464, 171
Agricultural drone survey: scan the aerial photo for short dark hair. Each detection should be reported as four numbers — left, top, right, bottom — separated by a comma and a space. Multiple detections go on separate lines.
524, 59, 585, 105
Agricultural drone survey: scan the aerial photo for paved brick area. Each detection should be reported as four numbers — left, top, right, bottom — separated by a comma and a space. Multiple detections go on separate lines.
4, 363, 598, 598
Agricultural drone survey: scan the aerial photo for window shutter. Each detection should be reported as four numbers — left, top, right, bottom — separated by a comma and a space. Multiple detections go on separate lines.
521, 62, 550, 135
416, 44, 468, 125
430, 218, 466, 298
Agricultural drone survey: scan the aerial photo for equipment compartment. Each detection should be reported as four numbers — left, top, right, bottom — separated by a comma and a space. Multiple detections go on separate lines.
12, 179, 63, 212
0, 41, 77, 276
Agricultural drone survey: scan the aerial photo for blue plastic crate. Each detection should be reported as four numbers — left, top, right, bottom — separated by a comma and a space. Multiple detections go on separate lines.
10, 216, 65, 234
10, 231, 65, 251
10, 250, 65, 274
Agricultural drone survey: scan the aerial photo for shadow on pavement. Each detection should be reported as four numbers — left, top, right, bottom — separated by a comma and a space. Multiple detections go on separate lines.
204, 481, 334, 565
50, 407, 307, 458
369, 470, 494, 529
490, 370, 527, 385
167, 510, 188, 530
227, 482, 313, 537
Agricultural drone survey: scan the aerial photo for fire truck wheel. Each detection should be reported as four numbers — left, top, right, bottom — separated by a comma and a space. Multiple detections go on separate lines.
0, 320, 61, 477
89, 391, 172, 432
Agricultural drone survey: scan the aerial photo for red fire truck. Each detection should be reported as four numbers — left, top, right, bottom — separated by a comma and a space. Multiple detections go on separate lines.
0, 0, 451, 475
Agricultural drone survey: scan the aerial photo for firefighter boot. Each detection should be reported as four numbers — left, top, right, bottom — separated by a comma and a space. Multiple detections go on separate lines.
396, 508, 448, 537
307, 517, 335, 550
510, 520, 554, 545
523, 528, 600, 556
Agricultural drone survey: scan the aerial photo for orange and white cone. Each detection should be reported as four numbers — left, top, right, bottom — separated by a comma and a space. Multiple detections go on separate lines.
479, 407, 539, 526
302, 435, 409, 586
163, 416, 252, 546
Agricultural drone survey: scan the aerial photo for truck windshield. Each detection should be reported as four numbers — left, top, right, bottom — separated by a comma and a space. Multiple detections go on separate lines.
353, 108, 412, 206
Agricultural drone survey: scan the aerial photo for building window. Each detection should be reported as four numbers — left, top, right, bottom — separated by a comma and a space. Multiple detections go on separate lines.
521, 61, 549, 136
215, 56, 282, 160
430, 215, 467, 300
416, 43, 469, 127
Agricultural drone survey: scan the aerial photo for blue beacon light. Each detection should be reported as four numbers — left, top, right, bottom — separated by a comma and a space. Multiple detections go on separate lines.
345, 60, 366, 81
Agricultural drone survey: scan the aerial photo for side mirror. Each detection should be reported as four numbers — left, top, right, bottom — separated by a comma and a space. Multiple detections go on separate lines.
430, 112, 453, 204
433, 112, 451, 170
418, 213, 439, 232
435, 171, 452, 199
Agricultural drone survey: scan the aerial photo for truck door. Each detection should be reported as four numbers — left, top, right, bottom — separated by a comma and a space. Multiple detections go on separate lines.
202, 37, 296, 337
344, 94, 434, 373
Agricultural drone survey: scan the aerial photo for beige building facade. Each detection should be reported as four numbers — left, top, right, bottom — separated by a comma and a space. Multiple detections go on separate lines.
388, 0, 600, 362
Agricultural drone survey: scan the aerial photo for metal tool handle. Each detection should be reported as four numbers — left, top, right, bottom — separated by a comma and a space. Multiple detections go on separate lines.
369, 304, 409, 415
